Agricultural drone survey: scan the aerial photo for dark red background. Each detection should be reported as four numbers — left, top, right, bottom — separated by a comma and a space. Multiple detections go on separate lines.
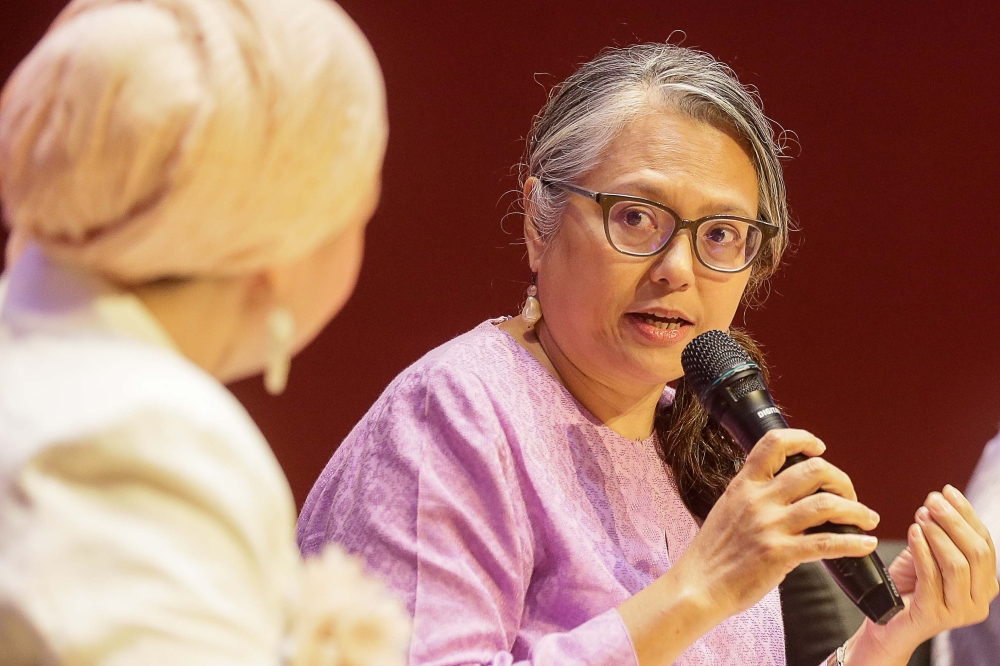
3, 2, 999, 539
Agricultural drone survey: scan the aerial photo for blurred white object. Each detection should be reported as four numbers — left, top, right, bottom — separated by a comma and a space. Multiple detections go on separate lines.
0, 242, 408, 666
289, 547, 410, 666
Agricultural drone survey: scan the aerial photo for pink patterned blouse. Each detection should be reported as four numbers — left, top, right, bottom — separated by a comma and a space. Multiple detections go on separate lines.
297, 320, 785, 665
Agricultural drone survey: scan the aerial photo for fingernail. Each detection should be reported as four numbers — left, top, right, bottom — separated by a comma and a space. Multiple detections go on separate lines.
917, 506, 931, 521
944, 484, 960, 499
869, 510, 881, 524
862, 535, 878, 547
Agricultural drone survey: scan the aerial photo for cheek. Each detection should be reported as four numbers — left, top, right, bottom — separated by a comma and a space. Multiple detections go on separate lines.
696, 273, 750, 331
325, 231, 365, 314
538, 227, 637, 341
292, 228, 366, 350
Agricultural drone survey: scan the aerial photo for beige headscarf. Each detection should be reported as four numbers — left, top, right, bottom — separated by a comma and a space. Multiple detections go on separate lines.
0, 0, 387, 283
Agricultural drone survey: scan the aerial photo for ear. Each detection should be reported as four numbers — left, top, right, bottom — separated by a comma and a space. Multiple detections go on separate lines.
251, 264, 287, 312
522, 176, 546, 274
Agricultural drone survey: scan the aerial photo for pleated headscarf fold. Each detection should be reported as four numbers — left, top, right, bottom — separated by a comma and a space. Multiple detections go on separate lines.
0, 0, 387, 282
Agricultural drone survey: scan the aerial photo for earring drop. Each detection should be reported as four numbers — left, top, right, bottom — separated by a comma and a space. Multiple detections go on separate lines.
521, 283, 542, 327
264, 307, 295, 396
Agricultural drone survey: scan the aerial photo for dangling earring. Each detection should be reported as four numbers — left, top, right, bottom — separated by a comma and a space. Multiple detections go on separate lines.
264, 307, 295, 396
521, 277, 542, 327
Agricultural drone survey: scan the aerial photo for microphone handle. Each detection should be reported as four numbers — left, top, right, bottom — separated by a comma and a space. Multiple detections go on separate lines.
710, 377, 905, 625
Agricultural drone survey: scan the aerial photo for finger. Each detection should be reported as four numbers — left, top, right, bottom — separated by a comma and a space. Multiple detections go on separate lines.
943, 485, 997, 562
887, 546, 918, 596
772, 456, 859, 503
791, 530, 878, 564
909, 521, 944, 606
743, 429, 826, 481
917, 505, 972, 613
928, 491, 999, 607
785, 492, 879, 534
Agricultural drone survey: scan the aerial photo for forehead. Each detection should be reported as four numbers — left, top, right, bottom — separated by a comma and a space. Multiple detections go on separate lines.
586, 110, 759, 216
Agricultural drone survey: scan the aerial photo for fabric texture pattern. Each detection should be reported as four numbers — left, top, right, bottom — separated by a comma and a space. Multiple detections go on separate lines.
298, 320, 786, 666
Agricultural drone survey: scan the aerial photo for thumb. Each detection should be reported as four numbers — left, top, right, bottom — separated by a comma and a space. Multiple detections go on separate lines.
888, 546, 917, 596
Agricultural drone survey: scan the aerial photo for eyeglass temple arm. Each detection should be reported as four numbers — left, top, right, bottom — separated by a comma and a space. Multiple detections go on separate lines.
539, 179, 599, 201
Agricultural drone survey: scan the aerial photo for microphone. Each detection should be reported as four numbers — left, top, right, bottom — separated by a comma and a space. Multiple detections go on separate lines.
680, 329, 904, 625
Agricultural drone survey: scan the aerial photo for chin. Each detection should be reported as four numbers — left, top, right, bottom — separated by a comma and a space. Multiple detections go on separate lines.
618, 348, 684, 388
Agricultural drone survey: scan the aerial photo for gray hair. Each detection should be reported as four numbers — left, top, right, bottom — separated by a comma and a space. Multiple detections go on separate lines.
519, 43, 791, 297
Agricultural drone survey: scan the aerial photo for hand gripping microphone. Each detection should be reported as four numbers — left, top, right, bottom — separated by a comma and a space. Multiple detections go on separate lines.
680, 329, 904, 625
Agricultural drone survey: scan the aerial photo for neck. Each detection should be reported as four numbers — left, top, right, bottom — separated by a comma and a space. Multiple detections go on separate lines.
2, 248, 250, 381
133, 275, 258, 382
502, 316, 666, 440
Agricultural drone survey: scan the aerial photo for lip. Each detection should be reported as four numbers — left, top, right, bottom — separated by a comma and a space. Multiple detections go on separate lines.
624, 308, 696, 346
627, 306, 695, 324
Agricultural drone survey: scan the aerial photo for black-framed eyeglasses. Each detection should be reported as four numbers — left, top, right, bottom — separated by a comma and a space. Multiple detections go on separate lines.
541, 179, 779, 273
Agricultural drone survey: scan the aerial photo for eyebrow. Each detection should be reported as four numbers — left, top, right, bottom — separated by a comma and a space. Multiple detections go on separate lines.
610, 181, 756, 219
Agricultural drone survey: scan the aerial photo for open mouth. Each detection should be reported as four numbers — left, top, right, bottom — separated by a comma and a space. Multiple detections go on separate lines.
628, 312, 692, 330
625, 311, 694, 343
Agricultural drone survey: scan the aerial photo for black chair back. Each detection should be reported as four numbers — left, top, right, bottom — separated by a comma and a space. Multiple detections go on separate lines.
780, 540, 931, 666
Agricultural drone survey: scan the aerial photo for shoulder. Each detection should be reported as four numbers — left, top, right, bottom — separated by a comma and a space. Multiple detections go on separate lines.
0, 410, 298, 665
367, 320, 531, 428
298, 322, 534, 555
0, 332, 297, 593
0, 333, 278, 488
0, 276, 297, 661
412, 319, 526, 384
314, 321, 534, 489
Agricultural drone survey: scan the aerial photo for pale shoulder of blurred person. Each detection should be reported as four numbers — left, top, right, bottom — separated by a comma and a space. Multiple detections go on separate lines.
933, 429, 1000, 666
0, 1, 406, 664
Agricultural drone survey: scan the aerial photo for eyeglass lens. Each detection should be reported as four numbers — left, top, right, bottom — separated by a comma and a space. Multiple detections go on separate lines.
607, 200, 762, 270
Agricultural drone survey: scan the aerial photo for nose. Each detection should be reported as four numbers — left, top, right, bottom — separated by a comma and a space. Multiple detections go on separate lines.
648, 231, 696, 290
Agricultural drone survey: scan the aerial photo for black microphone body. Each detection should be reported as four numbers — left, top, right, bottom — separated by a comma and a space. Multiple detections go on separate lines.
681, 331, 905, 625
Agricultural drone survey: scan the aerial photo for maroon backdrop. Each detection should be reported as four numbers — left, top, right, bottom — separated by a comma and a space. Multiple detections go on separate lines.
3, 2, 999, 539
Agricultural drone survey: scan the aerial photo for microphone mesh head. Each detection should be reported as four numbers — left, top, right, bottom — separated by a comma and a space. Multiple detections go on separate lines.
681, 329, 755, 397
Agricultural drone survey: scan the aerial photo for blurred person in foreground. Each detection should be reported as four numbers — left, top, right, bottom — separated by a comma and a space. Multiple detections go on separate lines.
297, 43, 997, 666
933, 427, 1000, 666
0, 0, 407, 664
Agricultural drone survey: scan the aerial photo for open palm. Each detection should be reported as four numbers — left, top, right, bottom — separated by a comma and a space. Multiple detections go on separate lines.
857, 487, 997, 661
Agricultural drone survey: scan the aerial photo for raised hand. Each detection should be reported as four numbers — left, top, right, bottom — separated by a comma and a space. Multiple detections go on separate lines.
675, 428, 881, 617
848, 485, 998, 664
618, 428, 882, 666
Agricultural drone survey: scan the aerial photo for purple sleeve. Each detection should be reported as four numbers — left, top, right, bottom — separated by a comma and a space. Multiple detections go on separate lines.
298, 367, 638, 666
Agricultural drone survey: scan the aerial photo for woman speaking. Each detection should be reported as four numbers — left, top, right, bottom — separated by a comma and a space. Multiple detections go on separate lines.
0, 0, 406, 663
298, 43, 997, 665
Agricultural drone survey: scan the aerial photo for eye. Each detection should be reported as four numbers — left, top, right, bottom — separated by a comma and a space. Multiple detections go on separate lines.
606, 202, 673, 254
697, 219, 762, 270
702, 221, 743, 246
615, 205, 657, 229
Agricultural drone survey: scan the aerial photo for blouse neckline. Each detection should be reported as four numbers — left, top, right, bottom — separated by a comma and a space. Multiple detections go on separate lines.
484, 318, 672, 448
